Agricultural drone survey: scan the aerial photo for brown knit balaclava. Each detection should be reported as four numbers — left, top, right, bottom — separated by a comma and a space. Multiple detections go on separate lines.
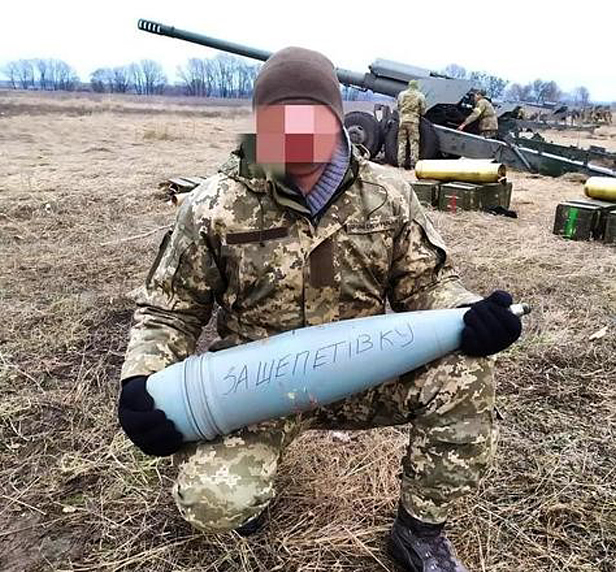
252, 46, 343, 125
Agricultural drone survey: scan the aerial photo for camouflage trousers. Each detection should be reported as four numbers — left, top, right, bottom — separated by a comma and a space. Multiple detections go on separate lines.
397, 121, 420, 168
481, 130, 498, 139
172, 352, 496, 532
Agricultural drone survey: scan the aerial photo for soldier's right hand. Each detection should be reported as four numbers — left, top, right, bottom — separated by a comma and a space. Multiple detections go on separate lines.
118, 376, 184, 457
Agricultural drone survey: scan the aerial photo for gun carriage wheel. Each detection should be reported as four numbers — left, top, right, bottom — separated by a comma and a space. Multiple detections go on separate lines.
344, 111, 383, 158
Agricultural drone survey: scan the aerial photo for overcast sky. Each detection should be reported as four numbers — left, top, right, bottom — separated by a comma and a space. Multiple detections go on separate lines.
2, 0, 615, 102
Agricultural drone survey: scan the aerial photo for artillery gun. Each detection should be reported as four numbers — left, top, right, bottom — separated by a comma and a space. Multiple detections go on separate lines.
137, 19, 615, 178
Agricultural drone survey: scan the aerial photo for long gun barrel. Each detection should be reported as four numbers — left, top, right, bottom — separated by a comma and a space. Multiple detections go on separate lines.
138, 19, 273, 62
138, 19, 373, 94
146, 304, 530, 442
137, 19, 616, 178
137, 19, 470, 106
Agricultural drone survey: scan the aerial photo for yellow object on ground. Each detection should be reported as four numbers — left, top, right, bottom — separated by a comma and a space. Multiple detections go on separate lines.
584, 177, 616, 202
415, 159, 506, 183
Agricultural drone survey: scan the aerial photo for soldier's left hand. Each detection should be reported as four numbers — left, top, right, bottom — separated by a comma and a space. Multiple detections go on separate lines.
457, 124, 465, 131
460, 290, 522, 357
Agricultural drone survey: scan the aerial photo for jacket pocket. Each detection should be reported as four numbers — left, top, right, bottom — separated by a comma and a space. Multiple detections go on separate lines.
340, 218, 398, 304
223, 227, 298, 312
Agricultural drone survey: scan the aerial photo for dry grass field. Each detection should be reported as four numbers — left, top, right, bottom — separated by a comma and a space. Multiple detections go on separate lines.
1, 90, 615, 572
539, 126, 616, 157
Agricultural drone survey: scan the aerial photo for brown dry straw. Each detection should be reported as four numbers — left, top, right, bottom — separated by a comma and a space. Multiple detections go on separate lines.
0, 90, 614, 572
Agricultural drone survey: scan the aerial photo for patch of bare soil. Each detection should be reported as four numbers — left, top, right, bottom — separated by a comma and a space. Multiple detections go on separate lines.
1, 91, 615, 572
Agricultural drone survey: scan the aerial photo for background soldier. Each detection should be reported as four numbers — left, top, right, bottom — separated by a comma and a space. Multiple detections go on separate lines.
458, 90, 498, 138
396, 79, 427, 169
118, 47, 522, 572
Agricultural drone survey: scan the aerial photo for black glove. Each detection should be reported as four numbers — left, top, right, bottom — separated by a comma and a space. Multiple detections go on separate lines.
460, 290, 522, 357
118, 376, 183, 457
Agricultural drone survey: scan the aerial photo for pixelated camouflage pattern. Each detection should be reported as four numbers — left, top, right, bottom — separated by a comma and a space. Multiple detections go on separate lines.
172, 417, 305, 532
172, 352, 495, 532
398, 354, 497, 524
121, 143, 479, 381
121, 140, 489, 531
398, 122, 421, 168
481, 129, 498, 140
465, 98, 498, 134
397, 86, 427, 123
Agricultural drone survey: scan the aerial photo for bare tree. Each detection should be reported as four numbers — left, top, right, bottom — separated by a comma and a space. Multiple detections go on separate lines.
3, 61, 19, 89
112, 66, 130, 93
236, 61, 249, 98
90, 66, 129, 93
543, 81, 561, 103
90, 68, 110, 93
3, 57, 78, 91
212, 54, 237, 97
529, 79, 563, 104
486, 75, 508, 99
505, 83, 522, 101
35, 59, 49, 90
178, 58, 210, 96
204, 60, 217, 97
508, 80, 563, 104
443, 63, 467, 79
573, 86, 590, 106
54, 60, 79, 91
531, 79, 547, 103
469, 71, 508, 99
129, 60, 166, 95
506, 83, 533, 102
46, 60, 58, 90
140, 59, 167, 95
37, 59, 80, 91
129, 63, 145, 95
236, 61, 259, 97
178, 55, 258, 98
15, 59, 35, 89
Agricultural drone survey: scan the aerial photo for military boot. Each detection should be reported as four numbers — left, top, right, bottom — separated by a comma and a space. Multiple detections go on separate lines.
388, 505, 469, 572
234, 509, 267, 537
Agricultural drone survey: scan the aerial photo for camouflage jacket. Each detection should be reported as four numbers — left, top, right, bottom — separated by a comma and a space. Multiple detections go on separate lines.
121, 145, 479, 381
397, 88, 427, 123
466, 98, 498, 132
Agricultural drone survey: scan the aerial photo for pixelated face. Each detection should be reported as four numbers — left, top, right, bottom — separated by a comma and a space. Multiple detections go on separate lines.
255, 104, 339, 166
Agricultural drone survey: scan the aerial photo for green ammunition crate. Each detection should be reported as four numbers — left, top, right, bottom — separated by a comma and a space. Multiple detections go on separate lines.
411, 179, 440, 207
438, 182, 482, 212
553, 199, 616, 241
481, 181, 513, 209
438, 181, 513, 212
565, 199, 616, 241
602, 210, 616, 244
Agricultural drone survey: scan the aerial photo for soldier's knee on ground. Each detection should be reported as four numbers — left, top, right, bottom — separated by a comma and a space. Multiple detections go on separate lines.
171, 436, 281, 533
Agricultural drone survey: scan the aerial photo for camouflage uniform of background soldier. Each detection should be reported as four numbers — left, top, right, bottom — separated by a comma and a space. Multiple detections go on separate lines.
458, 90, 498, 138
397, 79, 427, 169
118, 47, 522, 572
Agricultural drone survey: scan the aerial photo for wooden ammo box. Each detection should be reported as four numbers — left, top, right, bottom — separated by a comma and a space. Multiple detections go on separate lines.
438, 181, 512, 212
411, 180, 440, 207
603, 210, 616, 244
553, 199, 616, 241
